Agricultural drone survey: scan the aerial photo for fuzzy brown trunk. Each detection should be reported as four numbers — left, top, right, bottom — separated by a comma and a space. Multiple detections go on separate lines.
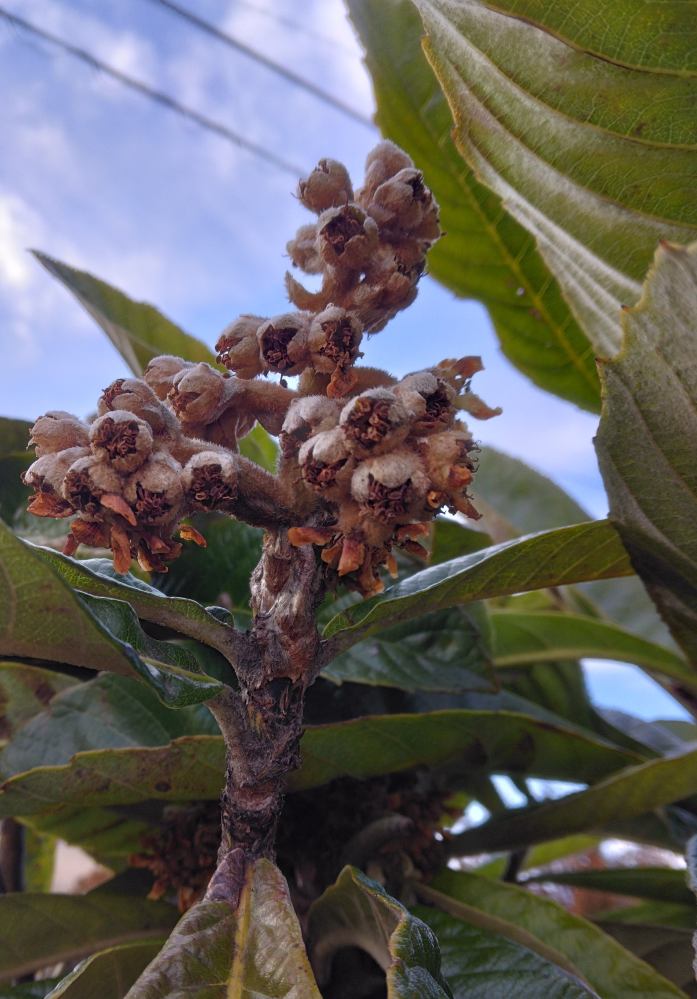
208, 529, 327, 862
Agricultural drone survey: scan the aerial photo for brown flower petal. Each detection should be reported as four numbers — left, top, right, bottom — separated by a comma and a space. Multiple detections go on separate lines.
338, 532, 365, 576
110, 523, 133, 574
287, 526, 335, 547
179, 524, 207, 547
62, 533, 79, 557
100, 492, 137, 526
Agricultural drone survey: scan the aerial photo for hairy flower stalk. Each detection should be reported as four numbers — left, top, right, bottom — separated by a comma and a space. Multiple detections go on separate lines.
23, 141, 500, 868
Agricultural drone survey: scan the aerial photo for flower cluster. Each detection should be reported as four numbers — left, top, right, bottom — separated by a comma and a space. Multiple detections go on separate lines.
215, 141, 441, 399
22, 142, 500, 591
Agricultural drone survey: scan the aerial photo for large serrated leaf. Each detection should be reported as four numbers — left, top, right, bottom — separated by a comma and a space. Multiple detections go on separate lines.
447, 743, 697, 856
307, 866, 452, 997
346, 0, 600, 412
32, 252, 215, 376
0, 894, 177, 982
125, 851, 320, 999
412, 0, 697, 355
595, 240, 697, 668
431, 869, 687, 999
322, 521, 633, 649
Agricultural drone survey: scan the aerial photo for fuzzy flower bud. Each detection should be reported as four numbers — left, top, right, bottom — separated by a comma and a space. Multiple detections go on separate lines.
279, 396, 342, 458
257, 313, 310, 375
29, 412, 89, 457
316, 204, 379, 271
286, 223, 322, 275
298, 158, 353, 214
298, 428, 354, 502
124, 452, 184, 526
62, 453, 124, 520
351, 448, 429, 526
215, 316, 266, 379
370, 168, 440, 240
394, 371, 456, 436
90, 411, 153, 473
143, 356, 195, 401
340, 389, 410, 458
420, 431, 480, 519
181, 451, 238, 512
99, 377, 175, 437
358, 141, 414, 206
22, 446, 89, 517
168, 363, 225, 424
308, 306, 363, 397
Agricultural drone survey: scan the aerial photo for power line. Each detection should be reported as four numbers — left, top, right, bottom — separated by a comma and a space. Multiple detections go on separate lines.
144, 0, 375, 130
227, 0, 359, 57
0, 6, 305, 176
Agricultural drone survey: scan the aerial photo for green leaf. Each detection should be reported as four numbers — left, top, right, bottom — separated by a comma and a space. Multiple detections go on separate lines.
0, 662, 77, 743
447, 742, 697, 857
0, 522, 223, 707
411, 0, 697, 356
0, 418, 32, 528
489, 611, 695, 693
0, 982, 61, 998
32, 252, 215, 376
526, 868, 695, 907
323, 521, 633, 648
472, 447, 590, 536
287, 709, 641, 793
153, 516, 262, 627
238, 423, 279, 474
307, 865, 452, 997
594, 922, 695, 992
346, 0, 600, 412
431, 519, 491, 565
24, 826, 55, 893
595, 241, 697, 667
0, 894, 177, 982
599, 901, 697, 929
414, 906, 598, 998
126, 851, 321, 999
26, 806, 155, 874
44, 940, 166, 999
0, 672, 218, 779
0, 709, 640, 817
431, 869, 687, 999
30, 546, 236, 653
322, 606, 497, 693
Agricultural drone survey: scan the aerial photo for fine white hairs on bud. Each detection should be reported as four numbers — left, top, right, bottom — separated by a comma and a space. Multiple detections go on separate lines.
286, 224, 322, 275
182, 451, 238, 512
420, 430, 477, 498
124, 452, 184, 526
29, 412, 89, 457
215, 316, 267, 379
316, 205, 379, 271
280, 395, 342, 458
340, 388, 410, 458
298, 428, 354, 502
168, 363, 226, 424
63, 453, 124, 520
357, 141, 414, 206
298, 158, 353, 214
22, 446, 89, 517
143, 356, 195, 401
90, 411, 153, 473
257, 313, 310, 375
369, 168, 440, 241
99, 377, 175, 437
308, 306, 363, 399
394, 371, 456, 436
351, 448, 429, 527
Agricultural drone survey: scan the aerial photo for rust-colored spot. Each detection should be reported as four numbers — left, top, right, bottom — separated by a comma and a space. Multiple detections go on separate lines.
344, 398, 391, 449
260, 326, 297, 371
366, 475, 414, 524
321, 206, 362, 256
189, 464, 236, 511
303, 457, 347, 492
101, 379, 125, 410
155, 780, 171, 793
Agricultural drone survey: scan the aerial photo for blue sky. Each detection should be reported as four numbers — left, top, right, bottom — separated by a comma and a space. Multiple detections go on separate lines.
0, 0, 688, 721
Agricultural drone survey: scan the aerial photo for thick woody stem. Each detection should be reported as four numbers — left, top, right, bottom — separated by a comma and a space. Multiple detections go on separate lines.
207, 531, 327, 861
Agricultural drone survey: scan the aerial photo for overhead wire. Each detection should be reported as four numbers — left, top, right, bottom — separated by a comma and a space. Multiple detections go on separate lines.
0, 5, 306, 176
224, 0, 359, 56
144, 0, 375, 129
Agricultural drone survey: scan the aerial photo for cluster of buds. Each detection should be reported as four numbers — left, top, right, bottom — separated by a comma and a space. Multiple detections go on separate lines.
215, 142, 441, 399
22, 141, 501, 590
22, 378, 244, 573
284, 356, 495, 596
